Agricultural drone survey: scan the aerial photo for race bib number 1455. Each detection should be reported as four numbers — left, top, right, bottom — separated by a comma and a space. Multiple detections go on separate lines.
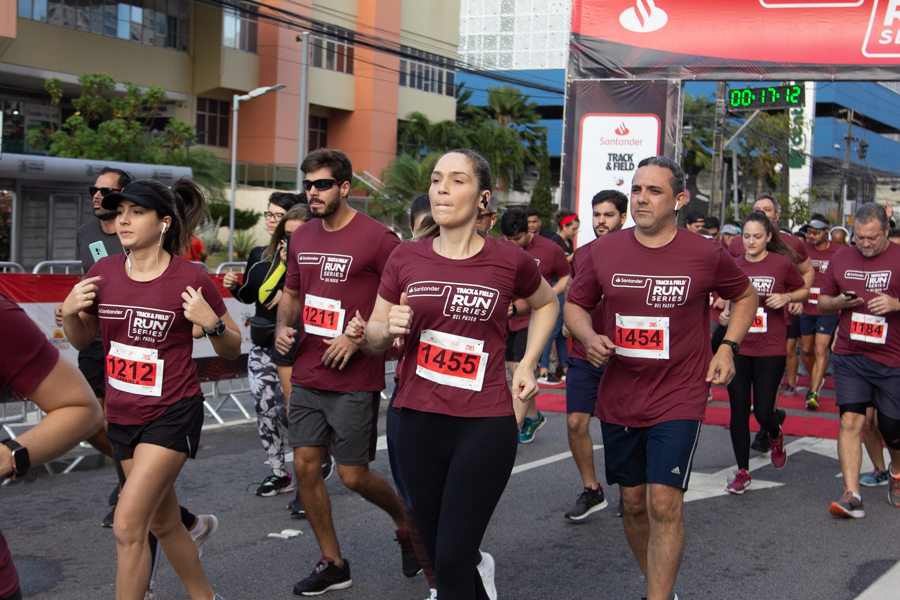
416, 329, 488, 391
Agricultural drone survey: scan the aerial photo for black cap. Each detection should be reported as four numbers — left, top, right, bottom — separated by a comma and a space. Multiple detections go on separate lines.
684, 210, 705, 224
101, 182, 177, 220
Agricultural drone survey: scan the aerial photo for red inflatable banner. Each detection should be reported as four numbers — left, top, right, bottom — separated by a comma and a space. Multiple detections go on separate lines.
571, 0, 900, 80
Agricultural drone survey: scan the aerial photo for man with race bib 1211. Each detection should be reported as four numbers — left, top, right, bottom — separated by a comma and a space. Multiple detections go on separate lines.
818, 203, 900, 519
565, 156, 757, 600
274, 149, 410, 596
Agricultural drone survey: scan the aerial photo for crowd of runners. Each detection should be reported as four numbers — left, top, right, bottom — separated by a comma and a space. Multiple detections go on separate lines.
1, 148, 899, 600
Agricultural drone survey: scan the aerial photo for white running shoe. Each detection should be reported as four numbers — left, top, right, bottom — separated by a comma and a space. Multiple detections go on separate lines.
477, 551, 497, 600
190, 514, 219, 558
424, 589, 437, 600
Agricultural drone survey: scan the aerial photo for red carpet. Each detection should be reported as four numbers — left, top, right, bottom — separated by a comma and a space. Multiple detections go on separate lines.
703, 405, 839, 439
535, 393, 566, 413
537, 380, 566, 390
708, 386, 839, 414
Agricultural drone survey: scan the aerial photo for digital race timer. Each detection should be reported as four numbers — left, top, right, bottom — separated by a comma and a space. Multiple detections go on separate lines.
728, 84, 805, 111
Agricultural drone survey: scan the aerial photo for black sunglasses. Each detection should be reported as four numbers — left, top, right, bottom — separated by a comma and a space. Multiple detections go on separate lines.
89, 186, 118, 197
302, 178, 344, 192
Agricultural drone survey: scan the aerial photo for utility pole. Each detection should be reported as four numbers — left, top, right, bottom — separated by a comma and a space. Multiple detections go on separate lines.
709, 82, 727, 219
840, 109, 856, 227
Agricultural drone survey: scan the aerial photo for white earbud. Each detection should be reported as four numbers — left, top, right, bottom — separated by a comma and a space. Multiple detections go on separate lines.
162, 222, 167, 233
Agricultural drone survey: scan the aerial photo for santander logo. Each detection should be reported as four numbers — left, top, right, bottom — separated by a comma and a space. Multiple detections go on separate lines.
619, 0, 668, 33
615, 123, 630, 135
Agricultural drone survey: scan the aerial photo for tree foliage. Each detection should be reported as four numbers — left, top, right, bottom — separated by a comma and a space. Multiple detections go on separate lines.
387, 84, 551, 222
26, 73, 228, 201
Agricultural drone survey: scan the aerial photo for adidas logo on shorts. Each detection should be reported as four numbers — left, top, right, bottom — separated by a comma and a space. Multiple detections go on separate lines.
671, 466, 681, 475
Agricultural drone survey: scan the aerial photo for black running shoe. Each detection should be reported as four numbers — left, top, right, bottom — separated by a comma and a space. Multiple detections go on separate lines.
288, 492, 306, 518
321, 452, 336, 482
102, 506, 115, 528
565, 486, 608, 521
293, 557, 351, 596
395, 529, 422, 577
750, 429, 771, 453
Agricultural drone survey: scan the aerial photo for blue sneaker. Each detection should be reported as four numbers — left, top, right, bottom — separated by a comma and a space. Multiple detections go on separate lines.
518, 412, 547, 444
860, 468, 890, 487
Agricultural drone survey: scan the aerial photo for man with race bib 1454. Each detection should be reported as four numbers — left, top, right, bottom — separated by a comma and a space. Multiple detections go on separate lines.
565, 156, 757, 600
818, 203, 900, 519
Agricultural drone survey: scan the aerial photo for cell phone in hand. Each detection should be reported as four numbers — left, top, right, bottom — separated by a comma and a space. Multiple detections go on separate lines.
842, 291, 858, 300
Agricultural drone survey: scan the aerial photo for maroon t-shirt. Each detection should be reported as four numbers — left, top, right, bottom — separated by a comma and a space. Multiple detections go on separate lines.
0, 294, 61, 597
83, 255, 226, 425
285, 212, 400, 392
729, 232, 808, 263
735, 253, 806, 357
568, 240, 604, 362
379, 237, 542, 417
821, 243, 900, 368
803, 242, 841, 316
508, 234, 569, 331
1, 294, 60, 395
568, 228, 751, 427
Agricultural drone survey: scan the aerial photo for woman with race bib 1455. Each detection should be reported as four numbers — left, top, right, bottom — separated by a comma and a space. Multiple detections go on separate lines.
347, 149, 558, 599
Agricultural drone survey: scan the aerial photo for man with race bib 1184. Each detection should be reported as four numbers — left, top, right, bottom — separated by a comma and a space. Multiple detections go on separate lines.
565, 156, 757, 600
819, 202, 900, 519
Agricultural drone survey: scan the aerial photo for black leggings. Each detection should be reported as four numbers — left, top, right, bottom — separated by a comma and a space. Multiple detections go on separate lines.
396, 409, 518, 600
727, 354, 786, 470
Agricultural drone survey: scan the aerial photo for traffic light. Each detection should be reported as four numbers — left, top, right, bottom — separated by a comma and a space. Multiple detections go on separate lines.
858, 139, 868, 161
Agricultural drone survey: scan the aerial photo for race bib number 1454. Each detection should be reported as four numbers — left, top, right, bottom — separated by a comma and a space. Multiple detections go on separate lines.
614, 314, 670, 359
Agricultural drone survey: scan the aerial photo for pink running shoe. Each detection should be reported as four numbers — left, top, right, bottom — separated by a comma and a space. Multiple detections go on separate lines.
726, 469, 751, 494
770, 428, 787, 469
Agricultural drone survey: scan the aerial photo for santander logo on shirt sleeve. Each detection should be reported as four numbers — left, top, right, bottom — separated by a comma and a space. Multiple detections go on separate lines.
611, 274, 692, 308
296, 253, 354, 283
406, 281, 500, 322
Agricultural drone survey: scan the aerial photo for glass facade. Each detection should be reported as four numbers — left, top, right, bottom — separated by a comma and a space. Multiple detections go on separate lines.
459, 0, 570, 70
399, 46, 456, 97
17, 0, 190, 52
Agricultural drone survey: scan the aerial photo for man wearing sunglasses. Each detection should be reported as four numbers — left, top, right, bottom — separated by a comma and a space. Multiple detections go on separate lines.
801, 214, 841, 410
276, 149, 410, 596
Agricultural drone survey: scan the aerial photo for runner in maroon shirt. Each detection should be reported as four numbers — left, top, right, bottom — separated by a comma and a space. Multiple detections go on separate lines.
274, 149, 409, 596
800, 214, 842, 410
0, 294, 103, 600
565, 157, 757, 600
562, 189, 627, 522
818, 203, 900, 518
729, 195, 814, 398
351, 149, 556, 600
721, 212, 807, 494
500, 207, 570, 442
61, 179, 240, 600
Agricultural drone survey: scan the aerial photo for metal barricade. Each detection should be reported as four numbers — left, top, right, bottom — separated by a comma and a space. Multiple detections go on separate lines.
0, 262, 25, 273
191, 261, 210, 272
216, 262, 247, 274
32, 260, 84, 275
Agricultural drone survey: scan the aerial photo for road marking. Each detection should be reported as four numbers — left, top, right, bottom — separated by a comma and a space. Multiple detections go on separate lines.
854, 559, 900, 600
511, 445, 604, 475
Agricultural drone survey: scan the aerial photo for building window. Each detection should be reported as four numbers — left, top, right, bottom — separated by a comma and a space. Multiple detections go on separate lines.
398, 47, 455, 97
222, 2, 258, 53
196, 97, 230, 148
18, 0, 189, 52
310, 26, 354, 75
308, 116, 328, 152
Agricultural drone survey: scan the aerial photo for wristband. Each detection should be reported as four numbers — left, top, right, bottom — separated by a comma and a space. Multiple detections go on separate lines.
511, 303, 519, 316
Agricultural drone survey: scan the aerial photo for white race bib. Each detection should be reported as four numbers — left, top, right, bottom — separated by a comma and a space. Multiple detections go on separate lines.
749, 307, 768, 333
614, 314, 669, 359
850, 313, 888, 345
809, 287, 820, 305
106, 341, 164, 397
302, 294, 345, 338
415, 329, 489, 391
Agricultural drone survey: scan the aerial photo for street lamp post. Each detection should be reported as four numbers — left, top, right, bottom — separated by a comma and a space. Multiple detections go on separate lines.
229, 84, 286, 260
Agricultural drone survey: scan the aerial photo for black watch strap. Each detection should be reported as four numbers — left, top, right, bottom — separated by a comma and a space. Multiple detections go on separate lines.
1, 438, 30, 479
204, 318, 226, 337
722, 339, 740, 355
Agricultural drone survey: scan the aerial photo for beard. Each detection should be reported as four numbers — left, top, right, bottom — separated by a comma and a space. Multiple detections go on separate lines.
310, 196, 340, 219
95, 207, 118, 221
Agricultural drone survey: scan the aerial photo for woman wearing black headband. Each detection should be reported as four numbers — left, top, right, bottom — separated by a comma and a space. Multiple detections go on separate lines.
61, 178, 238, 600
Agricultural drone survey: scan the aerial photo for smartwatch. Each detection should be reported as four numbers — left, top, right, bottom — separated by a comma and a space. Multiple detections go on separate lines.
203, 318, 227, 338
721, 339, 740, 355
1, 439, 30, 480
